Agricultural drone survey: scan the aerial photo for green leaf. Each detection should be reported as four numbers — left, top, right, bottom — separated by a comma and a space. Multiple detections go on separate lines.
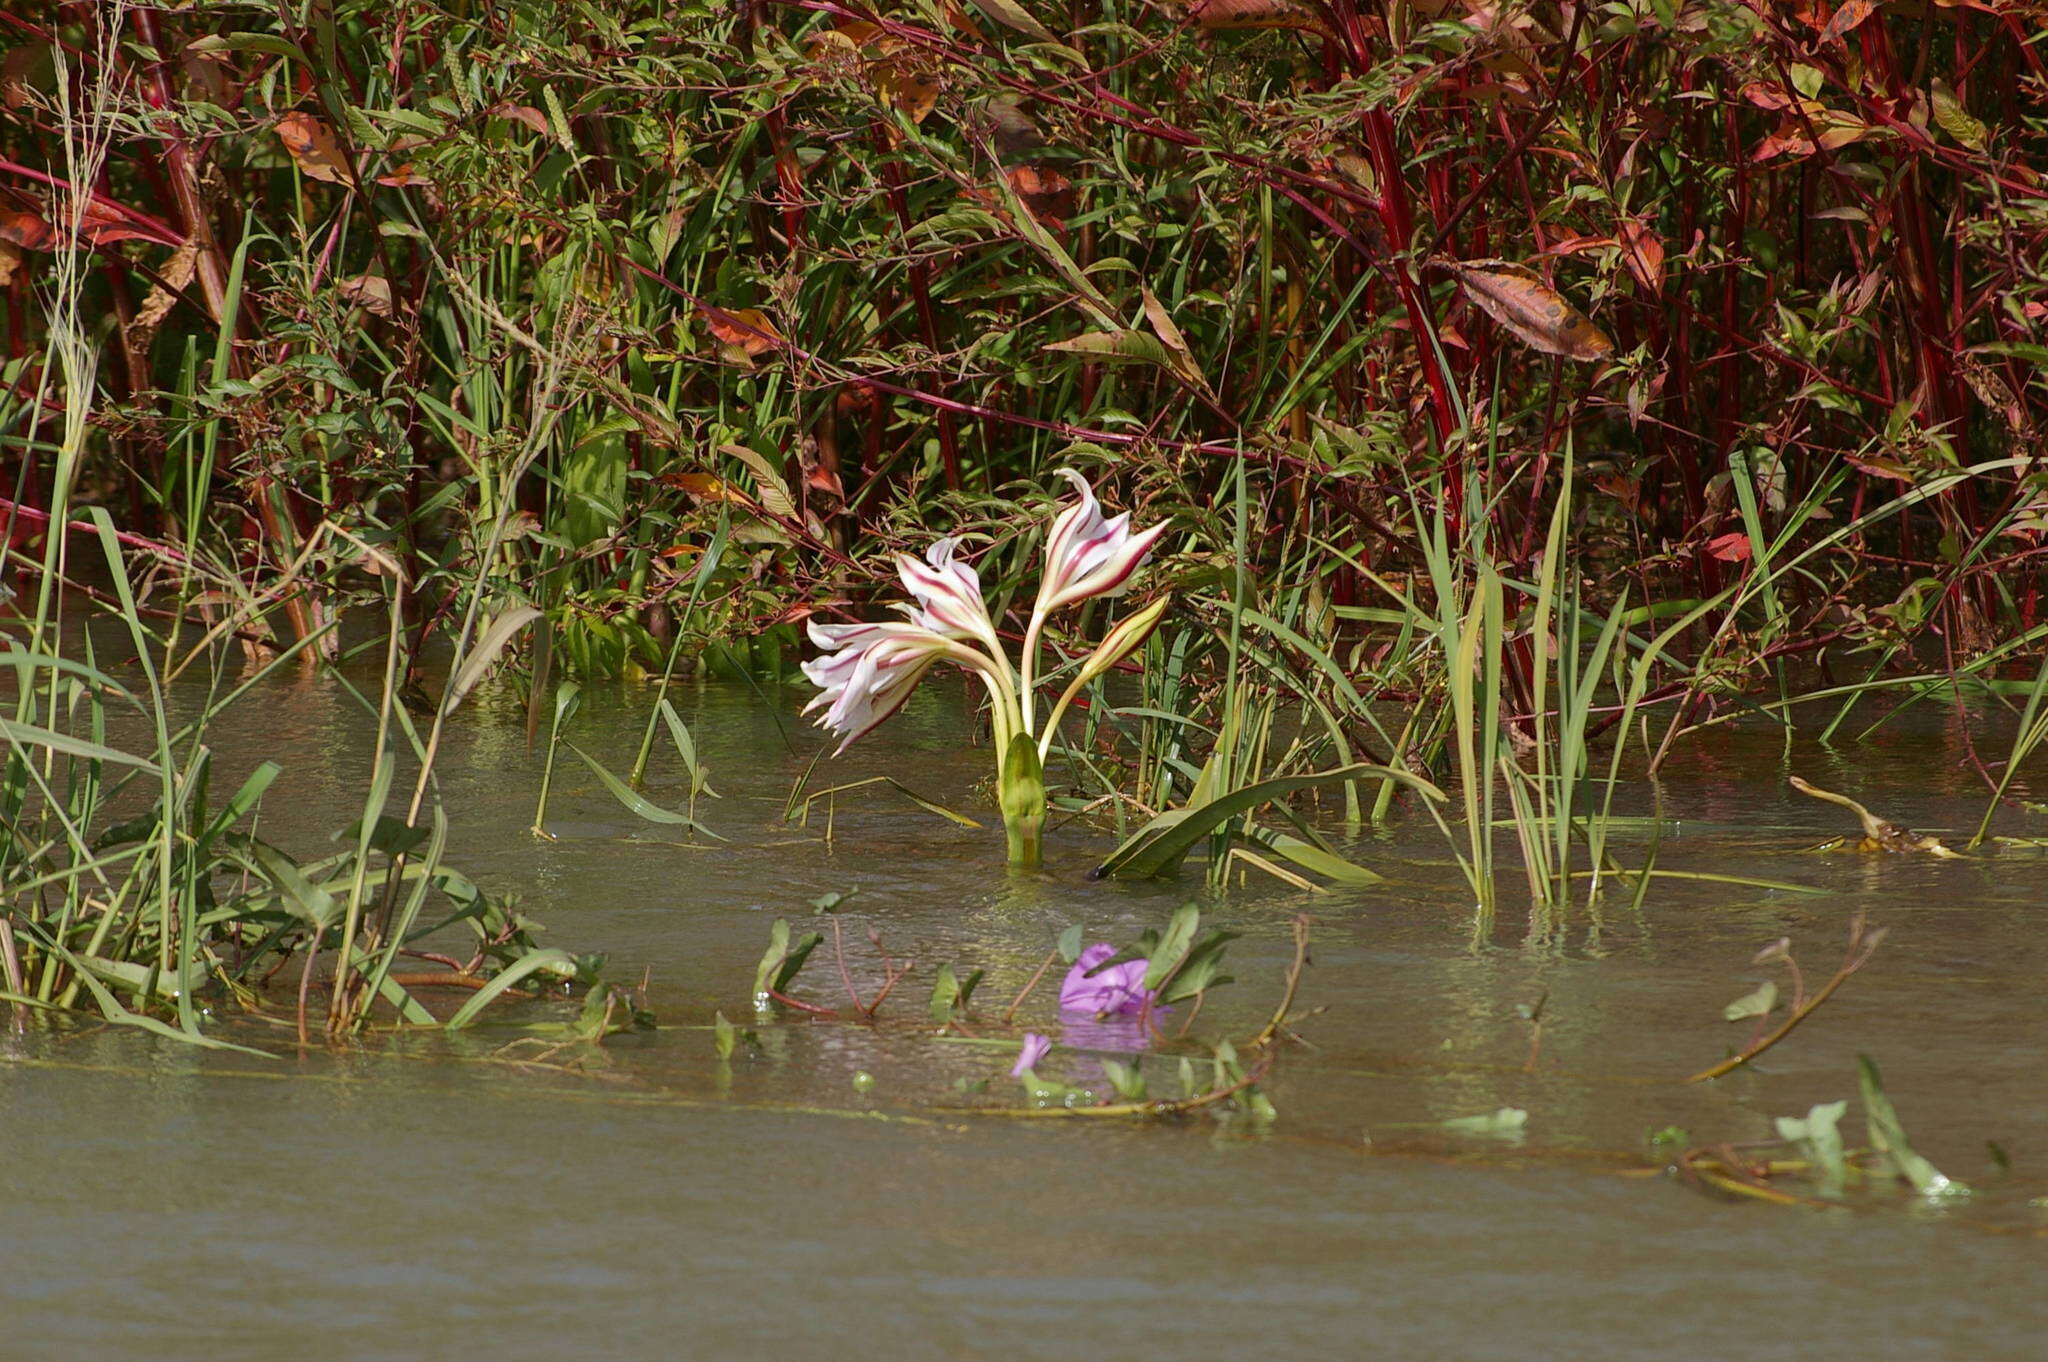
1095, 763, 1443, 879
658, 698, 717, 796
565, 741, 724, 839
444, 948, 579, 1029
1440, 1107, 1529, 1137
1858, 1055, 1968, 1199
1775, 1099, 1849, 1197
1056, 923, 1085, 964
713, 1010, 736, 1060
753, 919, 823, 1005
928, 963, 985, 1022
1100, 1058, 1147, 1101
1139, 904, 1201, 993
1722, 980, 1779, 1022
0, 718, 153, 769
445, 605, 541, 711
1255, 831, 1384, 885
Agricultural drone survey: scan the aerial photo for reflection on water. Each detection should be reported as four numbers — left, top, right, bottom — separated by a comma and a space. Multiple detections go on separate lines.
5, 663, 2047, 1357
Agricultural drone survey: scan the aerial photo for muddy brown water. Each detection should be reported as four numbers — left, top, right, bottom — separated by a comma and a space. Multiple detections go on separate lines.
4, 670, 2046, 1359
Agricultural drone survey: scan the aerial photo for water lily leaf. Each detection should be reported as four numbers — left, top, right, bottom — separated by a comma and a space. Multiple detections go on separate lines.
1443, 259, 1613, 362
1722, 979, 1779, 1021
1094, 763, 1443, 879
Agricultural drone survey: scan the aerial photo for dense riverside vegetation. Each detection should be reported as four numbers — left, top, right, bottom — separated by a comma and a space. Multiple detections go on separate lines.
4, 2, 2048, 1036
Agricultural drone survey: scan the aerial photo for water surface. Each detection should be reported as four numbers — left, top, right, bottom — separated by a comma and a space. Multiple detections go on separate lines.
5, 674, 2045, 1359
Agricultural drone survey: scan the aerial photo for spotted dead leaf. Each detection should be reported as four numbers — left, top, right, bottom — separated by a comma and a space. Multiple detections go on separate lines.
131, 240, 200, 336
0, 209, 55, 252
1442, 259, 1613, 362
274, 112, 353, 184
872, 63, 941, 122
705, 307, 782, 359
338, 273, 394, 316
0, 239, 20, 287
1819, 0, 1878, 45
1007, 164, 1073, 227
1180, 0, 1333, 35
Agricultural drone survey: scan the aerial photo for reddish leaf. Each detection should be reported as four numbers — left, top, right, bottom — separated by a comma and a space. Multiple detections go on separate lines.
1007, 164, 1073, 227
273, 112, 353, 184
1706, 532, 1753, 563
0, 209, 55, 251
1182, 0, 1333, 35
706, 307, 782, 358
1820, 0, 1879, 45
1621, 218, 1665, 292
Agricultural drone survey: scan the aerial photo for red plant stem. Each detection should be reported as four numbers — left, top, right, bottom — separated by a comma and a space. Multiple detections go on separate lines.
127, 8, 230, 320
0, 158, 185, 248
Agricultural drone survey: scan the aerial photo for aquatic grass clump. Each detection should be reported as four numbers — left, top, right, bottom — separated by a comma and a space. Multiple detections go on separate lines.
801, 469, 1169, 865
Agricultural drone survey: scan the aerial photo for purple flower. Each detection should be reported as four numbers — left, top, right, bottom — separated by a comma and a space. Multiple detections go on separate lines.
1010, 1032, 1052, 1077
1059, 943, 1153, 1016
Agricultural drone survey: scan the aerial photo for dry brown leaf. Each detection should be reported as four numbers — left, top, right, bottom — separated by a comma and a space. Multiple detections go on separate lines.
0, 209, 55, 252
1820, 0, 1879, 44
1181, 0, 1333, 35
0, 239, 20, 287
274, 112, 353, 184
872, 64, 941, 122
1621, 218, 1665, 292
339, 273, 394, 316
1007, 164, 1073, 227
488, 102, 552, 137
706, 307, 782, 358
132, 240, 199, 334
1443, 259, 1613, 362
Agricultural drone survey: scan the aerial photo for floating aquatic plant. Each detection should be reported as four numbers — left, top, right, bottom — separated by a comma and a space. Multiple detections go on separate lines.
802, 469, 1169, 865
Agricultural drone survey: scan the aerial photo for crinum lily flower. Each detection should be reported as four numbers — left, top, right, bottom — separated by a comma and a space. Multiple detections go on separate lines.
801, 470, 1168, 865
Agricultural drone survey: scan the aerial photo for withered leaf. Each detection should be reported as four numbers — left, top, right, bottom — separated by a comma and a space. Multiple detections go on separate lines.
1180, 0, 1333, 35
1621, 218, 1665, 292
1443, 259, 1613, 362
338, 273, 394, 316
1819, 0, 1878, 45
274, 112, 353, 184
1007, 164, 1073, 227
705, 307, 782, 358
0, 209, 55, 251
